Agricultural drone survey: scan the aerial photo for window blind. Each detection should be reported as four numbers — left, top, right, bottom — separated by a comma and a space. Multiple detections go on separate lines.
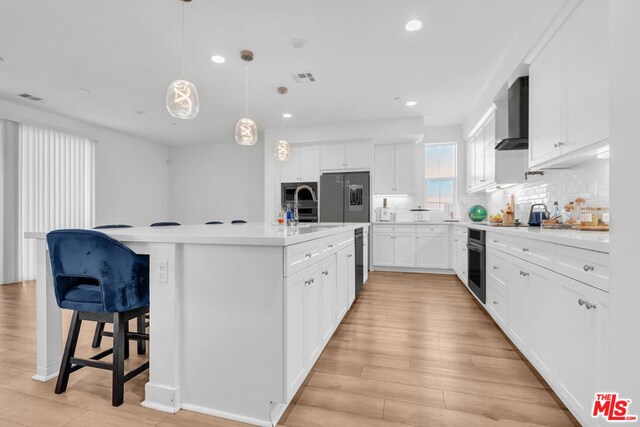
19, 124, 95, 280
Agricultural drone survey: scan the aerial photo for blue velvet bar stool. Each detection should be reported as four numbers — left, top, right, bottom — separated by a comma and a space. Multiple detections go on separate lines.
90, 224, 146, 354
231, 220, 247, 224
46, 229, 150, 406
150, 221, 181, 227
205, 221, 223, 224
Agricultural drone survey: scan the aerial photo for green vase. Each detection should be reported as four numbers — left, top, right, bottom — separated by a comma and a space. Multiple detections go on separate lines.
468, 205, 488, 222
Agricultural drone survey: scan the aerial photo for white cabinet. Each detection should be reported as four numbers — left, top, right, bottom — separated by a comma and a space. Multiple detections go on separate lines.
285, 268, 307, 400
393, 233, 416, 268
336, 244, 355, 320
486, 231, 610, 426
373, 144, 415, 195
555, 274, 609, 422
529, 31, 564, 166
563, 0, 609, 155
320, 142, 373, 171
529, 0, 609, 168
453, 226, 468, 284
372, 231, 394, 267
280, 145, 320, 183
466, 113, 496, 193
320, 255, 337, 344
416, 229, 450, 269
304, 263, 322, 369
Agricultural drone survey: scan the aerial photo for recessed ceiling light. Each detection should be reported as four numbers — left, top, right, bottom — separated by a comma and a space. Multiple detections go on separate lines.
78, 88, 90, 94
211, 55, 226, 64
289, 39, 307, 49
406, 101, 418, 106
405, 19, 423, 32
282, 113, 293, 118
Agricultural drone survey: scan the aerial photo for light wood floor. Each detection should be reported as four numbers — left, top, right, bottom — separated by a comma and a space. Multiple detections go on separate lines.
0, 272, 577, 426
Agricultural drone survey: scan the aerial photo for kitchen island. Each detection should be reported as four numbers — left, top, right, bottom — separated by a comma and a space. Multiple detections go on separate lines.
26, 222, 366, 426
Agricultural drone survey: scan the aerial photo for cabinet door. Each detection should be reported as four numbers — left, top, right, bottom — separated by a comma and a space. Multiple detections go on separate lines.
474, 128, 486, 188
556, 275, 609, 421
525, 262, 557, 379
285, 268, 307, 401
394, 144, 415, 194
335, 248, 349, 321
320, 144, 345, 171
320, 255, 337, 344
466, 137, 475, 192
507, 258, 528, 349
393, 233, 416, 268
563, 0, 609, 154
346, 245, 356, 307
304, 263, 322, 369
416, 234, 449, 269
372, 232, 394, 266
373, 145, 395, 194
483, 115, 496, 185
345, 143, 373, 170
486, 279, 507, 328
529, 32, 563, 167
299, 146, 320, 182
280, 147, 300, 183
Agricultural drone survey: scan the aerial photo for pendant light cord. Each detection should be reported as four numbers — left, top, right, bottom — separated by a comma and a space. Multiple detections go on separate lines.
244, 64, 249, 117
281, 94, 285, 138
181, 0, 186, 78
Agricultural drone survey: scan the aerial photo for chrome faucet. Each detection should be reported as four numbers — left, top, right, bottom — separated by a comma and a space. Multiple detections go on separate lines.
293, 185, 317, 225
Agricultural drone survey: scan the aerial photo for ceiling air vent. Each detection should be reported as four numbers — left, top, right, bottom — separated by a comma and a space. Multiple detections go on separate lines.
292, 72, 317, 84
18, 93, 43, 101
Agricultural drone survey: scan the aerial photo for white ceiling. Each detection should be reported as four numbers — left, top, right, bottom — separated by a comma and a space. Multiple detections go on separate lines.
0, 0, 545, 146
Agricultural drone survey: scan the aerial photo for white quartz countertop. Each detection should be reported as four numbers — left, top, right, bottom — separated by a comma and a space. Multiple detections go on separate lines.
25, 222, 369, 247
464, 223, 609, 253
371, 220, 609, 252
371, 221, 460, 225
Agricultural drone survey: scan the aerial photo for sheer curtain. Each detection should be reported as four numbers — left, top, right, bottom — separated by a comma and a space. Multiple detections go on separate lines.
19, 124, 95, 280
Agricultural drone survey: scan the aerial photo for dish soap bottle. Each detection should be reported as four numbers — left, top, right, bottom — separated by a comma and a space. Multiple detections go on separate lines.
285, 204, 293, 224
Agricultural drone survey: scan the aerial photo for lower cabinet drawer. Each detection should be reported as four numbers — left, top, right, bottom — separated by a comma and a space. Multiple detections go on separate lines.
509, 236, 554, 269
285, 242, 322, 277
487, 233, 509, 252
486, 279, 507, 328
555, 245, 609, 291
416, 225, 449, 235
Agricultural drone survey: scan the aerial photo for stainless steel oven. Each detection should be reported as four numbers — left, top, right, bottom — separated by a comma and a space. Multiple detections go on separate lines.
281, 182, 318, 223
467, 228, 486, 304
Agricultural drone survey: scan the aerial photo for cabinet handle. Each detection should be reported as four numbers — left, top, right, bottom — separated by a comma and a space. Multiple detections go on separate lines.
305, 252, 313, 258
416, 236, 420, 239
304, 280, 310, 285
328, 244, 334, 249
522, 248, 529, 253
554, 142, 565, 148
322, 270, 329, 275
347, 254, 353, 258
493, 239, 499, 243
454, 239, 458, 242
519, 271, 529, 277
583, 264, 595, 272
493, 301, 498, 305
480, 179, 486, 182
493, 266, 499, 270
310, 278, 315, 284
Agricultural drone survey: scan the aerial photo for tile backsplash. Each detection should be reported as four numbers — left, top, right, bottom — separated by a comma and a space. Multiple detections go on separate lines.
486, 158, 609, 220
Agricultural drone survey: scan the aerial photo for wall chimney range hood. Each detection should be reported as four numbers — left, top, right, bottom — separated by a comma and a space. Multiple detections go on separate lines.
495, 76, 529, 151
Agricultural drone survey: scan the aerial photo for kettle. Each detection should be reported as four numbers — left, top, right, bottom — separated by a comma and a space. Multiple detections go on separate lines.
528, 203, 549, 227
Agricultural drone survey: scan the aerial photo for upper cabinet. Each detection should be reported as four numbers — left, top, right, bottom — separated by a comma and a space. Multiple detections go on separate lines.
320, 142, 373, 171
466, 113, 496, 193
373, 143, 415, 195
280, 145, 320, 183
529, 0, 609, 168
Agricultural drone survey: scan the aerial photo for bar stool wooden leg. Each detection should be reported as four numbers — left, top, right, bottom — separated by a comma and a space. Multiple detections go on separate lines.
92, 322, 105, 348
112, 312, 126, 406
136, 315, 146, 355
55, 311, 82, 394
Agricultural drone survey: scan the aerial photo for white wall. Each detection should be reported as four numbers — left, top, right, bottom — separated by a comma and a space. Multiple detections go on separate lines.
0, 99, 171, 228
168, 141, 264, 224
608, 0, 640, 403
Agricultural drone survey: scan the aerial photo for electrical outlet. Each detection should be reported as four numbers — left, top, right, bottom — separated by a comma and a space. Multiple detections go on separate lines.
157, 261, 168, 282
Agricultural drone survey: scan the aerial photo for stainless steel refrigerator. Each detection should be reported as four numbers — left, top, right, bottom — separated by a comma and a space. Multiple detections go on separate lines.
319, 172, 370, 223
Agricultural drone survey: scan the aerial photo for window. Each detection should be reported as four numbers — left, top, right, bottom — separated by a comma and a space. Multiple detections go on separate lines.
424, 142, 456, 211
